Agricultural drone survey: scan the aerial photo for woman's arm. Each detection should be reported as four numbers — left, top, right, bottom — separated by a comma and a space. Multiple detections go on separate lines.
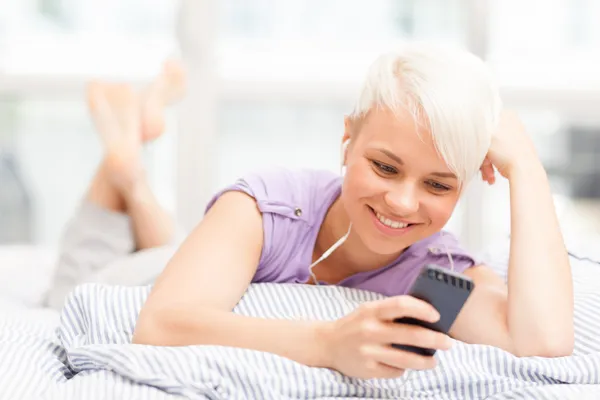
132, 191, 330, 367
133, 190, 455, 379
449, 112, 574, 357
505, 160, 574, 355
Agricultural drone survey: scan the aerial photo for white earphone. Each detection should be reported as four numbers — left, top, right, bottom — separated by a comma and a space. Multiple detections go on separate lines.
342, 139, 350, 152
308, 138, 353, 284
341, 139, 350, 175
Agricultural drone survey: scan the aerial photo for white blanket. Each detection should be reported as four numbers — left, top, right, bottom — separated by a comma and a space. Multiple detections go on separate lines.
2, 249, 600, 399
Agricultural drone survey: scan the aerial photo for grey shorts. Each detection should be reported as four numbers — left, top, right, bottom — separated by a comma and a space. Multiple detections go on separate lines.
45, 202, 184, 310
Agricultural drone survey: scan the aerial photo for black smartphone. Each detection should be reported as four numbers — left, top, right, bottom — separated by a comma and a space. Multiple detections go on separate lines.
391, 264, 475, 356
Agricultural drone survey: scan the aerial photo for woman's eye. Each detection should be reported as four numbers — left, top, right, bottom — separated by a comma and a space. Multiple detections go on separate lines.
427, 181, 451, 192
372, 161, 397, 174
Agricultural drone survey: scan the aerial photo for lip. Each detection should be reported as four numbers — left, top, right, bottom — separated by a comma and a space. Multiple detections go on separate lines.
368, 206, 418, 237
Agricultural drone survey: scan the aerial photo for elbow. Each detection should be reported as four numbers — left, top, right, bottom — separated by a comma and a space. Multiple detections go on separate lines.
132, 308, 164, 345
513, 334, 574, 358
132, 305, 181, 346
132, 304, 214, 346
131, 325, 155, 346
539, 337, 575, 358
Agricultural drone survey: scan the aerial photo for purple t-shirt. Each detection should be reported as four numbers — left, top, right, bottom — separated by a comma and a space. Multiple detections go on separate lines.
205, 167, 478, 297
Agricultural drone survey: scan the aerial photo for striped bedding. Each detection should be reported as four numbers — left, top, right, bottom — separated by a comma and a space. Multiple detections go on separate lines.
1, 250, 600, 399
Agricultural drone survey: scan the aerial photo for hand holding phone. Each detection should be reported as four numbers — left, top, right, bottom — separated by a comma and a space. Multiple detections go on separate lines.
323, 290, 455, 379
392, 264, 475, 356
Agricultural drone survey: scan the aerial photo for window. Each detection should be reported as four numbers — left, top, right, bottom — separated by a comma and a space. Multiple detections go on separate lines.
178, 0, 600, 251
481, 0, 600, 248
0, 0, 179, 245
6, 1, 598, 251
219, 0, 466, 42
189, 0, 471, 237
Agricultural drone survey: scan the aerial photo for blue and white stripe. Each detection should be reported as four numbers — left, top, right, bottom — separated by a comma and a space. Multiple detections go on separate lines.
1, 251, 599, 400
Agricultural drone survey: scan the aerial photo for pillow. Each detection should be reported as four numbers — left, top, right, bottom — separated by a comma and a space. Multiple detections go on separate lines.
0, 245, 57, 308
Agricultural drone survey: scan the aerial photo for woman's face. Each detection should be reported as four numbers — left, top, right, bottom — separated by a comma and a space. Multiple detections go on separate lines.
341, 107, 462, 256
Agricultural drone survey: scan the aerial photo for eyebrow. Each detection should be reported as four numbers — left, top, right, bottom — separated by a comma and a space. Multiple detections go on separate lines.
431, 171, 457, 179
376, 148, 457, 179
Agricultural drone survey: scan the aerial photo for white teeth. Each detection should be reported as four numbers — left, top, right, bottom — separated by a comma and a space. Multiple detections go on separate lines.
376, 211, 408, 229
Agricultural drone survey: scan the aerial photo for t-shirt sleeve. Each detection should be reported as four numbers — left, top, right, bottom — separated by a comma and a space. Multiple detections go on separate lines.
203, 169, 310, 281
419, 231, 481, 273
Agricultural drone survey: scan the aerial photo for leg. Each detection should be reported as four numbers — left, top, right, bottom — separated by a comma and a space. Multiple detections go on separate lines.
46, 62, 186, 309
45, 84, 138, 310
102, 61, 186, 250
85, 156, 127, 213
130, 60, 186, 249
122, 175, 178, 250
45, 198, 136, 310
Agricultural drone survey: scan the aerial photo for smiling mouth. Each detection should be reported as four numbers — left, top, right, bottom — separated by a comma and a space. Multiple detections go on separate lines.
368, 206, 417, 229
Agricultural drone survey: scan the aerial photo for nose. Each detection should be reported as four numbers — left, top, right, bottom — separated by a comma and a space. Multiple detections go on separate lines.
384, 183, 419, 215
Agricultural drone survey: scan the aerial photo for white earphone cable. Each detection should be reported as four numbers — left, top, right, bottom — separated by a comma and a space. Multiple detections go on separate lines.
308, 223, 352, 285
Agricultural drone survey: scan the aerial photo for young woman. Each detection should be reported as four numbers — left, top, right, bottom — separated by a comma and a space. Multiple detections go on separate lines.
132, 43, 574, 380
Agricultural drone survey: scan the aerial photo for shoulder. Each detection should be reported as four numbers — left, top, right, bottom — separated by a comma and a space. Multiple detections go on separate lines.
205, 167, 341, 225
405, 231, 480, 274
239, 166, 339, 200
203, 167, 341, 284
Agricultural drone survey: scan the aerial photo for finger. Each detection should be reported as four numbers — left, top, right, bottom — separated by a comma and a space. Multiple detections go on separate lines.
382, 322, 453, 352
365, 345, 437, 371
484, 161, 495, 183
481, 165, 495, 184
481, 168, 495, 185
480, 158, 495, 184
372, 296, 440, 323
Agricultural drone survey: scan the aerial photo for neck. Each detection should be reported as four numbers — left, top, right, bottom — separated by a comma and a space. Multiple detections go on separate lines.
314, 198, 401, 278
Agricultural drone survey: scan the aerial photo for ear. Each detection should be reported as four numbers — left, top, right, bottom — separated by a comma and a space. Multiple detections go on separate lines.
343, 116, 352, 143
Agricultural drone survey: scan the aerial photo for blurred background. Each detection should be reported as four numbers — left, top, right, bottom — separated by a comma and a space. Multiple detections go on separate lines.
1, 0, 600, 253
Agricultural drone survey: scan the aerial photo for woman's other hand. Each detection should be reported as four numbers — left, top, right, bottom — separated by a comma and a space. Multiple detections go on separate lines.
480, 110, 542, 184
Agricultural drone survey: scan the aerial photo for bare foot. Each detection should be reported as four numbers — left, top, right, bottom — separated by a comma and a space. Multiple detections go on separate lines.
140, 59, 186, 142
87, 82, 144, 194
85, 60, 185, 196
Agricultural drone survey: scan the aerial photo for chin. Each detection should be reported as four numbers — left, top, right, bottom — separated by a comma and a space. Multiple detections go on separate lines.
357, 224, 420, 256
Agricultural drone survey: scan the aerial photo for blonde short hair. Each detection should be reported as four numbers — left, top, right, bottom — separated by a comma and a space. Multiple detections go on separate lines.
350, 42, 502, 184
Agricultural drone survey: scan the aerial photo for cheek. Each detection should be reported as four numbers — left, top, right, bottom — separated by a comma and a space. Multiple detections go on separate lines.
341, 164, 381, 213
422, 195, 459, 227
342, 163, 381, 200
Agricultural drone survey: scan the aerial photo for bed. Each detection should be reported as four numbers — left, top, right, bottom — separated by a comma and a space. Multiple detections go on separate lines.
0, 239, 599, 400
